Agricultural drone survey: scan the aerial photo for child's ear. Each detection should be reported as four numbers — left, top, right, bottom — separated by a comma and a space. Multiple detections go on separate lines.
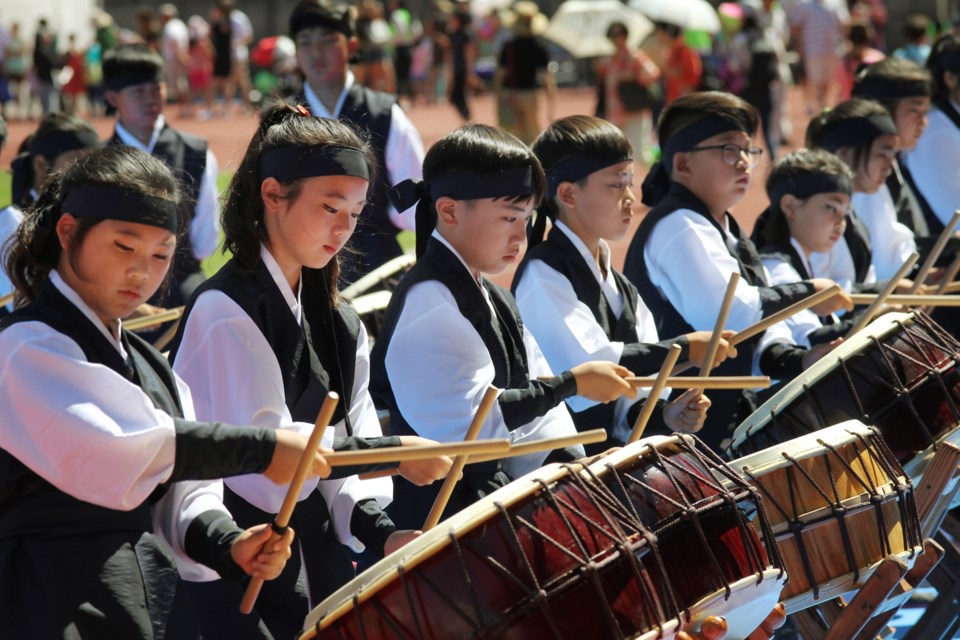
780, 194, 798, 220
260, 178, 285, 213
55, 214, 79, 250
104, 90, 120, 109
556, 182, 576, 211
673, 152, 693, 180
435, 196, 458, 226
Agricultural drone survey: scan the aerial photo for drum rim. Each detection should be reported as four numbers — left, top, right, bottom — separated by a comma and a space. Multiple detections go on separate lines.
682, 567, 786, 638
302, 460, 590, 634
731, 420, 881, 476
730, 311, 915, 450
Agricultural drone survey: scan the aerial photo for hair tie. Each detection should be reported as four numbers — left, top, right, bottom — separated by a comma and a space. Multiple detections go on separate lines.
640, 161, 671, 207
295, 104, 311, 117
389, 178, 429, 212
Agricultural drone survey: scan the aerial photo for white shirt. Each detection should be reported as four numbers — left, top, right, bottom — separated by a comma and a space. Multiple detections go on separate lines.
852, 187, 917, 282
903, 101, 960, 232
230, 9, 253, 62
384, 231, 579, 478
173, 245, 389, 552
161, 18, 189, 64
760, 238, 828, 349
0, 271, 229, 581
643, 208, 764, 331
304, 73, 425, 231
0, 204, 23, 310
114, 116, 220, 261
514, 221, 670, 442
809, 226, 877, 292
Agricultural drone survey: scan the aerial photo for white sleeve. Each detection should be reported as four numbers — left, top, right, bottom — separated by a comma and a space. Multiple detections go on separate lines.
172, 291, 332, 514
514, 260, 624, 413
905, 115, 960, 232
0, 323, 177, 509
325, 322, 393, 551
384, 104, 425, 231
0, 206, 23, 311
644, 210, 763, 331
851, 189, 916, 282
189, 150, 221, 261
761, 257, 821, 348
152, 479, 230, 582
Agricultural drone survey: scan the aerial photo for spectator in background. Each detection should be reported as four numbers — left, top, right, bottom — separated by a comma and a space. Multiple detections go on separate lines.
188, 16, 215, 118
159, 4, 190, 114
209, 2, 234, 115
849, 0, 887, 51
447, 8, 475, 122
390, 0, 421, 101
2, 22, 28, 119
789, 0, 847, 114
135, 7, 161, 50
356, 0, 396, 93
893, 14, 932, 67
495, 1, 554, 146
837, 20, 884, 101
655, 21, 700, 105
32, 19, 59, 115
225, 0, 254, 110
60, 34, 87, 115
599, 20, 660, 163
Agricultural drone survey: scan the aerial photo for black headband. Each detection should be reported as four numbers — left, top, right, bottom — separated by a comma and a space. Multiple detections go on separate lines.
818, 113, 898, 151
854, 75, 932, 101
62, 185, 179, 233
768, 172, 852, 208
290, 3, 353, 38
936, 48, 960, 73
546, 153, 633, 198
28, 130, 100, 161
259, 145, 371, 183
104, 68, 164, 92
390, 166, 538, 258
641, 113, 751, 206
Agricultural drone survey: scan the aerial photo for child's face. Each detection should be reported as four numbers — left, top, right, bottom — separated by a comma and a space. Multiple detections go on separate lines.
263, 174, 369, 273
296, 27, 357, 89
783, 191, 850, 254
106, 81, 165, 136
677, 130, 755, 216
442, 195, 535, 275
57, 217, 176, 325
853, 134, 898, 193
564, 160, 636, 244
893, 96, 930, 151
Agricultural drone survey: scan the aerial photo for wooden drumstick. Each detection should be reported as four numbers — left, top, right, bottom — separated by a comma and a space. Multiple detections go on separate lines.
240, 392, 339, 614
627, 343, 682, 444
123, 306, 185, 331
326, 437, 509, 468
0, 291, 13, 309
921, 251, 960, 314
849, 293, 960, 307
846, 251, 919, 339
909, 211, 960, 294
422, 386, 499, 531
696, 273, 740, 394
626, 375, 771, 390
152, 319, 182, 352
728, 285, 842, 347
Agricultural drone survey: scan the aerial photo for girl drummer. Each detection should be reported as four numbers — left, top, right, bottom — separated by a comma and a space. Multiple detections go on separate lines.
622, 91, 852, 448
514, 115, 731, 450
0, 145, 328, 638
170, 102, 451, 640
370, 123, 638, 531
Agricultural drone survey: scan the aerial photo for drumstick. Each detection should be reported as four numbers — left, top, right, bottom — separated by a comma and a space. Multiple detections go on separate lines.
240, 392, 339, 614
627, 343, 682, 444
123, 306, 185, 331
908, 210, 960, 294
728, 285, 843, 347
152, 319, 182, 352
849, 293, 960, 307
422, 386, 499, 531
695, 272, 740, 394
625, 375, 772, 390
0, 291, 13, 308
846, 251, 920, 339
921, 251, 960, 314
326, 437, 510, 468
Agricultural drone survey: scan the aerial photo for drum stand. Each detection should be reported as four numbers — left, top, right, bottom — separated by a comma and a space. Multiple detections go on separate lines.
902, 513, 960, 640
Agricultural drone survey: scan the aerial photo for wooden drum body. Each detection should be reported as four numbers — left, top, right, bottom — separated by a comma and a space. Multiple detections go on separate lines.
730, 422, 924, 613
730, 312, 960, 475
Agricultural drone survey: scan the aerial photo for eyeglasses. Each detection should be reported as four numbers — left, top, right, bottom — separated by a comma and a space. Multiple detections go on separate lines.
686, 143, 764, 168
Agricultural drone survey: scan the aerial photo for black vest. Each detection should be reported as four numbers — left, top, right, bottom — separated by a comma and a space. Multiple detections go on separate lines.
0, 279, 183, 539
298, 84, 404, 283
890, 157, 937, 237
108, 125, 207, 307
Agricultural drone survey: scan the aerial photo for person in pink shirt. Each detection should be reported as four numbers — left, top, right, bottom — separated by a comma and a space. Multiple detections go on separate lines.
656, 22, 702, 105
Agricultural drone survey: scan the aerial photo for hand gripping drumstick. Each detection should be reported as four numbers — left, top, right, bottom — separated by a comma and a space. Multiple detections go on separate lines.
846, 251, 920, 339
695, 273, 740, 395
240, 392, 339, 614
628, 344, 682, 444
422, 386, 499, 531
908, 210, 960, 294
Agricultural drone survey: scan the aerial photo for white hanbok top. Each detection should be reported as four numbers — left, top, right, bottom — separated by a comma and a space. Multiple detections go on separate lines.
904, 101, 960, 232
851, 187, 916, 282
0, 204, 23, 311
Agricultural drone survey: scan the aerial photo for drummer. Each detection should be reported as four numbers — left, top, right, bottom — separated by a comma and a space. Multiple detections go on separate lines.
170, 103, 452, 640
0, 145, 329, 638
622, 91, 852, 449
514, 115, 731, 451
370, 123, 638, 531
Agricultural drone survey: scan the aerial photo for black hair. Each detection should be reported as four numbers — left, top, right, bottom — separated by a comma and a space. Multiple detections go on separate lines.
4, 146, 180, 304
904, 14, 929, 43
10, 112, 98, 209
531, 115, 631, 242
606, 21, 629, 39
221, 100, 377, 307
760, 149, 854, 248
805, 98, 892, 172
654, 21, 681, 39
657, 90, 760, 151
417, 123, 546, 256
852, 56, 933, 114
102, 43, 164, 86
847, 20, 874, 48
927, 34, 960, 103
